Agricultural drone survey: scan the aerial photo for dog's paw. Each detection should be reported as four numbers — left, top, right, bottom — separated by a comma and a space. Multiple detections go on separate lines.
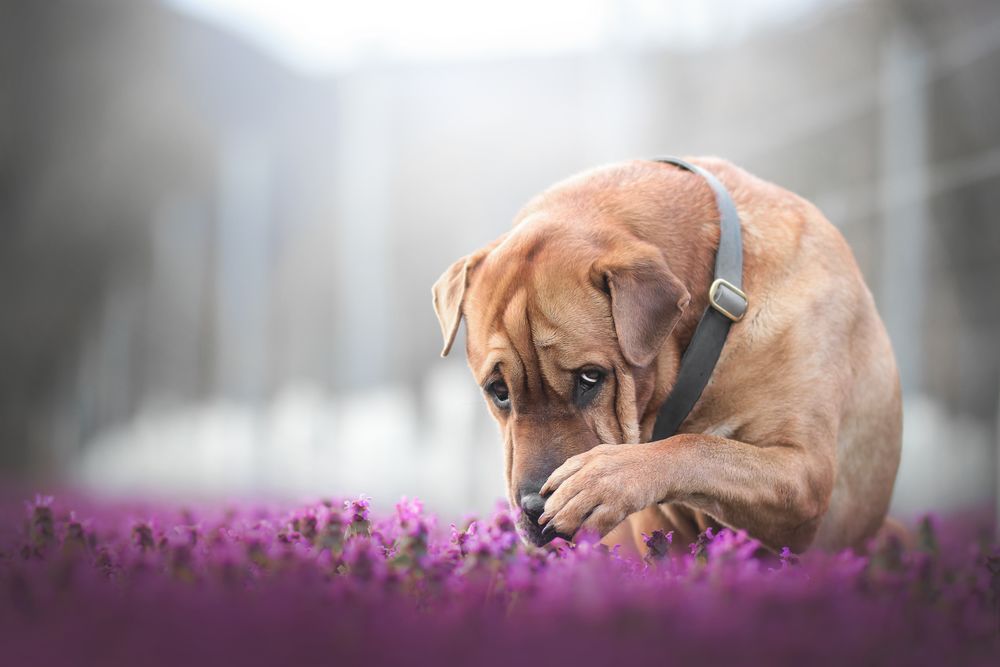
538, 443, 667, 540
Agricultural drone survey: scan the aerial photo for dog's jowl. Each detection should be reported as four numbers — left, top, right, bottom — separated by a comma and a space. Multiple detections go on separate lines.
432, 158, 901, 555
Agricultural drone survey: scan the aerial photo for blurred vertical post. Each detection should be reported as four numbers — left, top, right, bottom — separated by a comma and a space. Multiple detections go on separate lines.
332, 69, 393, 389
215, 133, 273, 482
150, 196, 212, 401
879, 22, 928, 395
215, 134, 273, 400
79, 277, 139, 444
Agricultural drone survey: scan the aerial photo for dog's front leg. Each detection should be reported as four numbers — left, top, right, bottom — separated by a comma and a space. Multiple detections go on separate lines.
539, 434, 834, 553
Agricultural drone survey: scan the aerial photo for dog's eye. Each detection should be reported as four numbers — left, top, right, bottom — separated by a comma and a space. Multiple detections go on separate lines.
578, 369, 603, 392
488, 381, 511, 409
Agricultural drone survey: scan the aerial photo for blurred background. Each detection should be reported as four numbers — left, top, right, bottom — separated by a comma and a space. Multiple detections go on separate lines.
1, 0, 998, 522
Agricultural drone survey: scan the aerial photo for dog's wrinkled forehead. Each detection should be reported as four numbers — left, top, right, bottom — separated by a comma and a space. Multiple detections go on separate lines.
463, 231, 618, 384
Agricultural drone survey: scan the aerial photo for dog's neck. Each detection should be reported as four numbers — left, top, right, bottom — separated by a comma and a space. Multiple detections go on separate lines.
628, 197, 732, 436
658, 223, 721, 351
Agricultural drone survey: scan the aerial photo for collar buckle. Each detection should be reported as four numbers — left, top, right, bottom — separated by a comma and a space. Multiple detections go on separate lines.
709, 278, 748, 322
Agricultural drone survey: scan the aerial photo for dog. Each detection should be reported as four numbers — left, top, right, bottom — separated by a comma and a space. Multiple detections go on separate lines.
432, 157, 902, 554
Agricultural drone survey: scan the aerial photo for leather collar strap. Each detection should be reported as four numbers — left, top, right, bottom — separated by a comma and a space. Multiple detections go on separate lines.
649, 157, 748, 441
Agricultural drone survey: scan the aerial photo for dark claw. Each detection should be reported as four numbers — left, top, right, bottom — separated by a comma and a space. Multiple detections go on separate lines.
540, 522, 557, 541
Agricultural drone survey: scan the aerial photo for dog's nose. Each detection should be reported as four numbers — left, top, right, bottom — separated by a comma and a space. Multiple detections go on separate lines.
520, 493, 546, 524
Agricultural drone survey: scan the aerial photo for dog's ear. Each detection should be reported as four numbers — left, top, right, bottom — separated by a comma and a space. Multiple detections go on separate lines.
599, 248, 691, 368
432, 256, 471, 357
432, 248, 492, 357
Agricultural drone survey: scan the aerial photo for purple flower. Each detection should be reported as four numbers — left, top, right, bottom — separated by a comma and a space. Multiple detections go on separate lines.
345, 495, 372, 538
642, 530, 674, 562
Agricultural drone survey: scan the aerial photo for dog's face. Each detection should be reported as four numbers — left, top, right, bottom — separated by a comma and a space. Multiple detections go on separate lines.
433, 203, 691, 545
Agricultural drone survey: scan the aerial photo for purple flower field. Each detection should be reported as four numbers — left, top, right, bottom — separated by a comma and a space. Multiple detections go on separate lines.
1, 493, 998, 666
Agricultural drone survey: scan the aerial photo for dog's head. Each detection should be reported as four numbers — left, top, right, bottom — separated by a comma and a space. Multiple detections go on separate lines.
432, 164, 697, 545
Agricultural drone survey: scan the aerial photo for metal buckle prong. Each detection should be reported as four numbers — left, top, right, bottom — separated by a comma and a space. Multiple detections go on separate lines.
709, 278, 748, 322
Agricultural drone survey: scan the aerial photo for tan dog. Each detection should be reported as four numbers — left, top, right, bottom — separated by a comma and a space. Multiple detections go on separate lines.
432, 158, 901, 554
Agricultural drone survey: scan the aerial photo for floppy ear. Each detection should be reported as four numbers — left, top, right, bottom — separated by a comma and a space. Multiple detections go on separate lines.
600, 249, 691, 368
431, 255, 473, 357
432, 237, 507, 357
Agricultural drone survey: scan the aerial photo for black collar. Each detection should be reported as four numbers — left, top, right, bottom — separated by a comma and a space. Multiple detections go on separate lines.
650, 157, 748, 441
